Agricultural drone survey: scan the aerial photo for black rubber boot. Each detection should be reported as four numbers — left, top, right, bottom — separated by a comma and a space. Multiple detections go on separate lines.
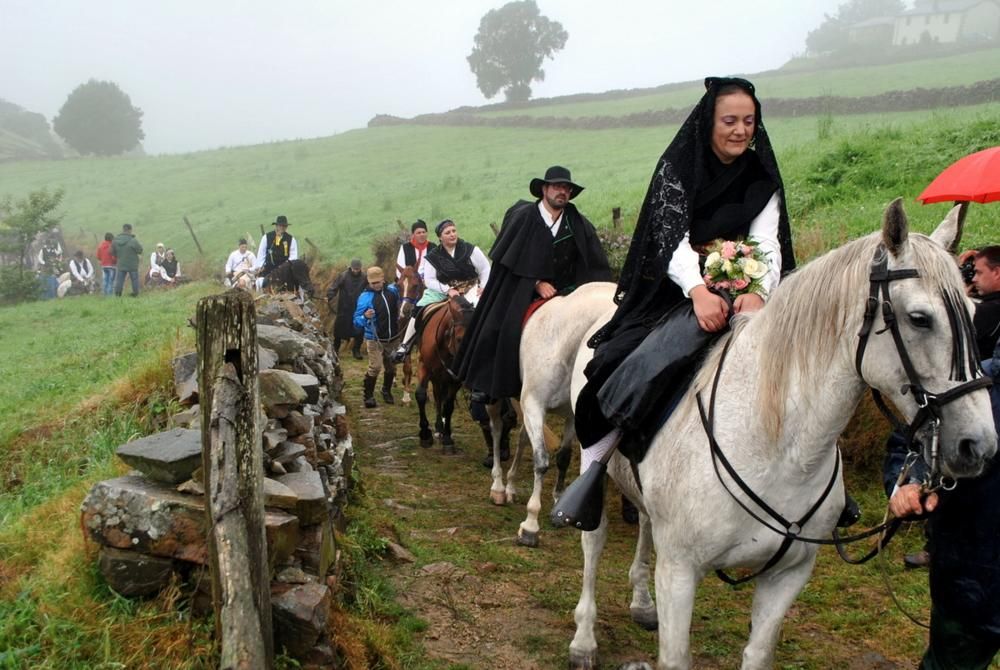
363, 375, 377, 409
480, 424, 495, 468
382, 369, 395, 405
352, 336, 364, 360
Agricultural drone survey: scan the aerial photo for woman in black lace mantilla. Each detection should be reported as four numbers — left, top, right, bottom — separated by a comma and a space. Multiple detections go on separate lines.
576, 77, 795, 464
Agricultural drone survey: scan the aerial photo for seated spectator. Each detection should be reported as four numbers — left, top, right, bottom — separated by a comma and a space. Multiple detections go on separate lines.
147, 243, 167, 285
58, 250, 95, 297
161, 249, 183, 284
225, 238, 257, 289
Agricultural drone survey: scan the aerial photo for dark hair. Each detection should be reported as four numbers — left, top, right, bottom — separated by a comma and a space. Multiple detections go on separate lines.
976, 246, 1000, 268
435, 219, 455, 237
74, 250, 84, 257
238, 238, 248, 245
104, 232, 114, 241
411, 219, 428, 233
122, 223, 133, 232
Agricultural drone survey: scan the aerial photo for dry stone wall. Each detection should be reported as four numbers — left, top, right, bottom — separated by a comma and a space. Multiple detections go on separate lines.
80, 293, 351, 668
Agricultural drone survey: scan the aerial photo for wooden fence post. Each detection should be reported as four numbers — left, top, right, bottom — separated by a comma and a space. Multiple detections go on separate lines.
612, 207, 622, 230
197, 290, 273, 669
183, 216, 205, 256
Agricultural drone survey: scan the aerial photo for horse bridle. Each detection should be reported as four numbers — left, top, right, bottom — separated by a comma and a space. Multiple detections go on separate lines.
698, 244, 992, 584
855, 244, 992, 490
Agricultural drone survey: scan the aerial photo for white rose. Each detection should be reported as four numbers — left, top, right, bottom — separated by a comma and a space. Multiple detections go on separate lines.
742, 257, 767, 279
705, 251, 721, 268
722, 259, 733, 275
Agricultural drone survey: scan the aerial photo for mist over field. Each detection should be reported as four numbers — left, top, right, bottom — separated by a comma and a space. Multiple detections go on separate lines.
1, 0, 844, 153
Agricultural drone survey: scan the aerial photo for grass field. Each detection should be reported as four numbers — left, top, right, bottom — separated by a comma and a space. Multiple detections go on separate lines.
474, 48, 1000, 119
1, 103, 999, 276
0, 287, 962, 668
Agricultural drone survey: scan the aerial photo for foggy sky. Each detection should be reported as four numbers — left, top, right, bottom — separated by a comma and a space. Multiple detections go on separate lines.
1, 0, 846, 154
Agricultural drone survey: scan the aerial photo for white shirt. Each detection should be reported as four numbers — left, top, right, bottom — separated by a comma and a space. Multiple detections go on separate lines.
254, 233, 298, 270
667, 191, 783, 299
150, 251, 166, 275
423, 245, 491, 295
537, 201, 565, 237
225, 249, 257, 275
396, 243, 431, 279
70, 258, 94, 281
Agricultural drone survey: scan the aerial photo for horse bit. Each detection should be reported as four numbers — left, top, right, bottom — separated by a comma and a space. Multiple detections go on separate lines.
698, 243, 992, 584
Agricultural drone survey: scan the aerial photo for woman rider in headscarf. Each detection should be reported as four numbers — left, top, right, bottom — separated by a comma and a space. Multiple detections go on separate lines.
556, 77, 812, 528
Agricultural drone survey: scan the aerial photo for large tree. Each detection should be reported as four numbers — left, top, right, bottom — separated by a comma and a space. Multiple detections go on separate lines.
53, 79, 144, 156
806, 0, 905, 55
467, 0, 568, 103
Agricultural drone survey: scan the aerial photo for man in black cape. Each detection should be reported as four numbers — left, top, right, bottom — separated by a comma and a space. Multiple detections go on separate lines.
456, 166, 612, 403
327, 258, 367, 359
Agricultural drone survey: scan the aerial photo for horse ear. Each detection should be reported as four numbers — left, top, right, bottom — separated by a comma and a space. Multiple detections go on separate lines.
882, 197, 909, 256
928, 203, 966, 254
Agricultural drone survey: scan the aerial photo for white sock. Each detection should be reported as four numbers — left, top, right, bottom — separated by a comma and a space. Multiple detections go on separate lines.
580, 429, 620, 474
400, 319, 416, 348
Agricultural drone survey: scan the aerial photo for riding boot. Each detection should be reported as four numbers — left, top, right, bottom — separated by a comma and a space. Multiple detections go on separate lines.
392, 310, 421, 363
352, 336, 363, 360
363, 375, 377, 409
381, 369, 395, 405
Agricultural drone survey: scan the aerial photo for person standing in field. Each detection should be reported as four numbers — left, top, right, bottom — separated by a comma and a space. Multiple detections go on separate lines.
95, 232, 116, 296
112, 223, 143, 297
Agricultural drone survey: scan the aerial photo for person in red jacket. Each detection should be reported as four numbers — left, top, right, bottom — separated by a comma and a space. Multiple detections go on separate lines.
95, 232, 116, 296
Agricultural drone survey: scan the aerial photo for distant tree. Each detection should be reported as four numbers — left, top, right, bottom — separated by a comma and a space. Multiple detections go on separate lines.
53, 79, 144, 156
0, 188, 64, 303
806, 0, 905, 55
467, 0, 568, 103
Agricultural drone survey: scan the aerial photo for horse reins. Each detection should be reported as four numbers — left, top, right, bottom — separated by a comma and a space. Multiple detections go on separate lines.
697, 244, 991, 585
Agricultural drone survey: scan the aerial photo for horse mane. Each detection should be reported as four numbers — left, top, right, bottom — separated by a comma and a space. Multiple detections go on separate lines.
690, 231, 966, 443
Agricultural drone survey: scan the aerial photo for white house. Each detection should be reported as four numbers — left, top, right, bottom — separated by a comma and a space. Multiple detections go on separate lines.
892, 0, 1000, 45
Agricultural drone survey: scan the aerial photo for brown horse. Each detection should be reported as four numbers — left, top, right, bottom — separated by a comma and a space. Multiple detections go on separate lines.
415, 295, 475, 453
396, 264, 424, 405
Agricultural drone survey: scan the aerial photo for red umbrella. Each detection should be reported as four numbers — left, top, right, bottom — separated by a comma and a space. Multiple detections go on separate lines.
917, 146, 1000, 204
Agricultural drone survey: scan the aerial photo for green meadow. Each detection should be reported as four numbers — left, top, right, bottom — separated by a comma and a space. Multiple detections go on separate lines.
1, 102, 999, 275
3, 54, 1000, 667
475, 48, 1000, 118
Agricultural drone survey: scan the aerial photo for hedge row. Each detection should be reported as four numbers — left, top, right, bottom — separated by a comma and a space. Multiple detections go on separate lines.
369, 77, 1000, 130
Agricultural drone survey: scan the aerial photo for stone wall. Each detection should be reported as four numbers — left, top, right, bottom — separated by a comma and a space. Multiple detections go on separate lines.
80, 293, 351, 668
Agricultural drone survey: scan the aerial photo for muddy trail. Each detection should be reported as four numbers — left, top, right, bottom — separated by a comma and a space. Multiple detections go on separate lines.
341, 355, 931, 669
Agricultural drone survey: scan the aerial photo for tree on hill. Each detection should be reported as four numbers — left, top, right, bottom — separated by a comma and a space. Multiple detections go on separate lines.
806, 0, 905, 55
0, 188, 64, 303
53, 79, 144, 156
467, 0, 568, 103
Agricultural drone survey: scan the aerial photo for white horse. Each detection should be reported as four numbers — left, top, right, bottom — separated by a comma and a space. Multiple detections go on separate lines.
566, 202, 997, 670
485, 282, 617, 548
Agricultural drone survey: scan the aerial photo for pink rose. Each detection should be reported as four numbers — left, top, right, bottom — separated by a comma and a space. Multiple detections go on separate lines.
703, 274, 713, 284
732, 278, 749, 291
740, 244, 753, 257
717, 280, 730, 290
721, 241, 737, 260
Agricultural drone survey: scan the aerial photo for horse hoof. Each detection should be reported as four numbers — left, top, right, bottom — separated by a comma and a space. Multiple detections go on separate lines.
515, 529, 539, 548
568, 649, 598, 669
490, 490, 507, 506
505, 492, 516, 504
630, 605, 658, 631
419, 437, 433, 449
617, 663, 653, 670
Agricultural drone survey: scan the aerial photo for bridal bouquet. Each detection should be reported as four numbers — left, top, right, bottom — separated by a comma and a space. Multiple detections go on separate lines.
702, 239, 769, 297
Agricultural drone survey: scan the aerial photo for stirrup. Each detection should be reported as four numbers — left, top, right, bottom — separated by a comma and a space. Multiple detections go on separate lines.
550, 461, 607, 531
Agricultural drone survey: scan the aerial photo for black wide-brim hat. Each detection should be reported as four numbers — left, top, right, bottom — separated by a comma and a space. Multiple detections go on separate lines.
273, 215, 289, 226
529, 165, 584, 200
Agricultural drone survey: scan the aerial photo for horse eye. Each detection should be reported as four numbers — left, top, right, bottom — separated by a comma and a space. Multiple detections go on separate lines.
908, 312, 932, 329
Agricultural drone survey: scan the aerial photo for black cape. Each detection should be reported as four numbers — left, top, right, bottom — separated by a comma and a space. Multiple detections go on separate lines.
577, 77, 796, 449
327, 269, 367, 339
456, 200, 611, 399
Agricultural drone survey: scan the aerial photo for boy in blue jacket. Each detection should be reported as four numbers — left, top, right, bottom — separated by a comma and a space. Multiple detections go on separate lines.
353, 266, 401, 408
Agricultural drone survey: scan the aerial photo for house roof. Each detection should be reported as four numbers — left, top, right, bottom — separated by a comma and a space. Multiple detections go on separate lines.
852, 16, 897, 28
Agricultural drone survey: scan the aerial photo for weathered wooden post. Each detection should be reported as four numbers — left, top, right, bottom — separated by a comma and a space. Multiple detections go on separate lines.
489, 222, 500, 237
197, 290, 273, 669
183, 216, 206, 256
612, 207, 622, 230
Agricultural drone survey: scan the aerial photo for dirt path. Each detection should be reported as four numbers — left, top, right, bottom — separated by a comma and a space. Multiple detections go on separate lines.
344, 356, 929, 669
